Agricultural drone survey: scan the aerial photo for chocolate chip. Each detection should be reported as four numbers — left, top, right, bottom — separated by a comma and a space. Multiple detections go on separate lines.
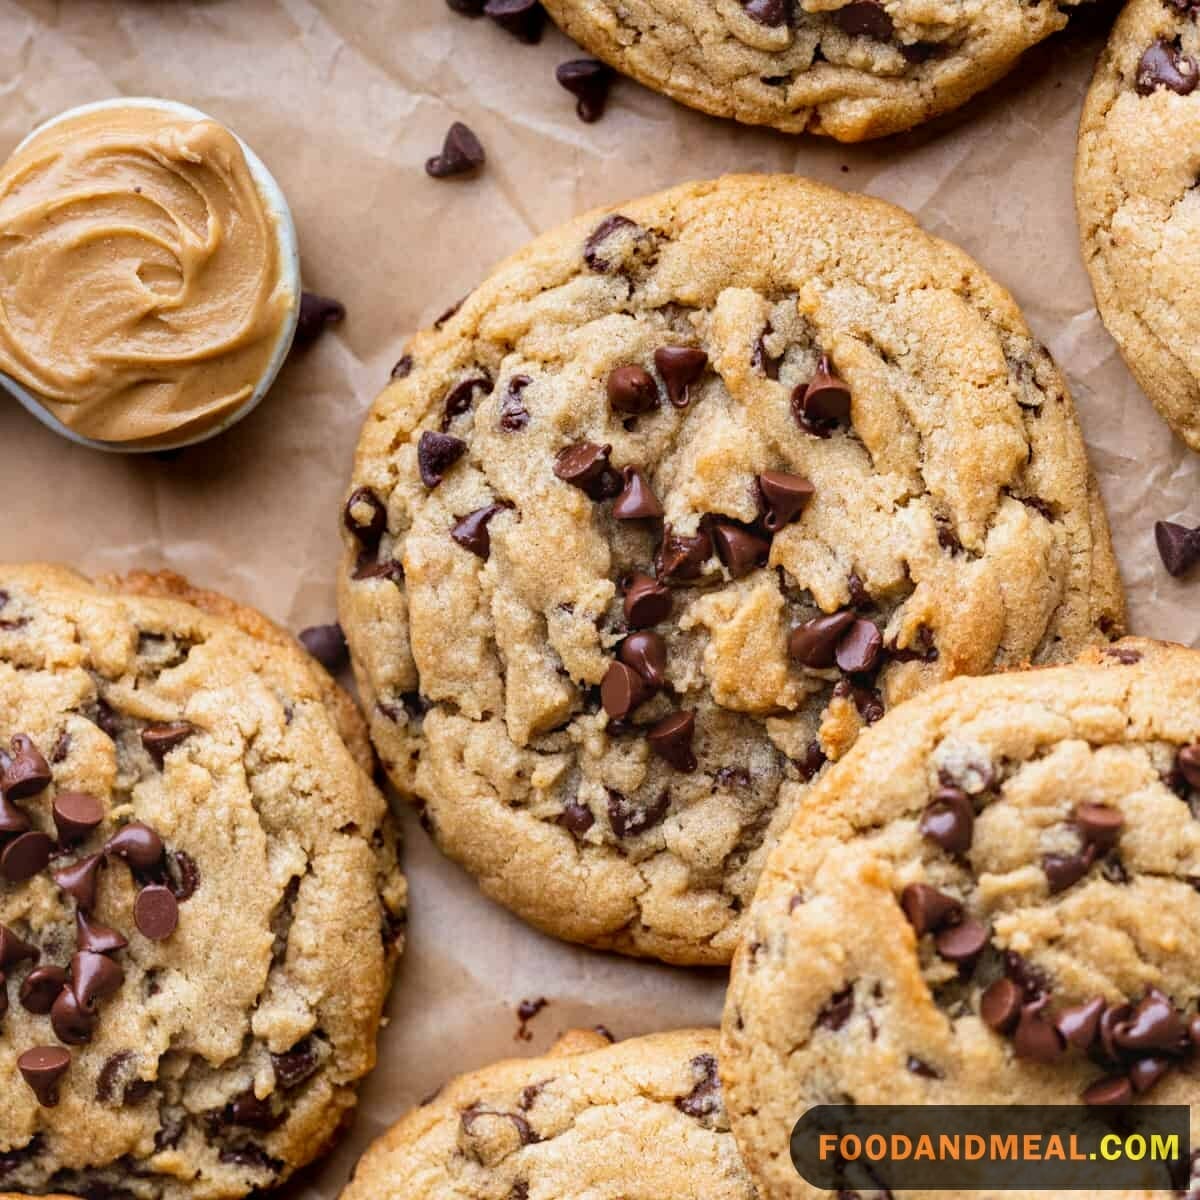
757, 471, 814, 532
299, 624, 349, 672
792, 355, 851, 434
647, 710, 697, 773
1176, 743, 1200, 789
834, 677, 884, 724
446, 0, 487, 12
217, 1145, 283, 1172
73, 950, 125, 1009
96, 1051, 135, 1104
0, 975, 8, 1019
906, 1055, 941, 1079
140, 724, 193, 768
19, 965, 68, 1015
441, 375, 492, 429
1129, 1056, 1171, 1093
425, 121, 486, 178
752, 326, 781, 379
711, 522, 770, 578
1136, 39, 1199, 96
980, 978, 1023, 1034
601, 661, 650, 720
18, 1046, 70, 1107
1075, 802, 1123, 852
52, 791, 104, 846
417, 431, 467, 489
76, 911, 128, 956
451, 502, 509, 559
484, 0, 545, 42
834, 0, 893, 38
611, 467, 663, 520
741, 0, 790, 25
584, 214, 637, 272
935, 918, 988, 963
1154, 520, 1200, 576
1099, 1003, 1133, 1061
0, 924, 38, 968
899, 883, 961, 937
834, 618, 882, 673
353, 557, 404, 584
607, 365, 660, 414
788, 611, 856, 669
293, 292, 345, 349
654, 346, 707, 408
622, 573, 672, 628
105, 821, 164, 869
168, 850, 200, 902
272, 1039, 320, 1090
675, 1054, 721, 1117
847, 571, 872, 609
619, 631, 667, 688
558, 801, 595, 835
655, 526, 713, 581
1056, 996, 1105, 1049
0, 793, 30, 836
918, 787, 974, 856
1114, 988, 1186, 1052
2, 734, 51, 799
344, 487, 387, 551
134, 885, 179, 941
817, 985, 854, 1031
227, 1088, 283, 1131
1, 831, 52, 882
794, 741, 827, 780
51, 983, 96, 1045
1043, 850, 1092, 895
499, 375, 532, 432
556, 59, 614, 122
1013, 999, 1065, 1064
392, 354, 414, 379
554, 442, 614, 494
1082, 1075, 1132, 1106
607, 788, 670, 838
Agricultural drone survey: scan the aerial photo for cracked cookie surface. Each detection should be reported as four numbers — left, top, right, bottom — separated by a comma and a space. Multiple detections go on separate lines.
721, 638, 1200, 1200
338, 1028, 756, 1200
0, 565, 406, 1200
1077, 0, 1200, 451
541, 0, 1085, 139
339, 175, 1124, 965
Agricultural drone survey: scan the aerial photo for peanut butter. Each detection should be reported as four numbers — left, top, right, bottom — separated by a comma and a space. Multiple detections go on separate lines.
0, 104, 293, 445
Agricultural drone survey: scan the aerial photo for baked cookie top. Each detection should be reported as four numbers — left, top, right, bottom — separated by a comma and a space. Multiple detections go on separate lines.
339, 175, 1124, 965
721, 638, 1200, 1200
339, 1028, 756, 1200
1077, 0, 1200, 451
0, 566, 406, 1200
541, 0, 1083, 139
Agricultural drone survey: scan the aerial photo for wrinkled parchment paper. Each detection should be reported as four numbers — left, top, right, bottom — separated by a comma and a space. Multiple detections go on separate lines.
0, 0, 1194, 1191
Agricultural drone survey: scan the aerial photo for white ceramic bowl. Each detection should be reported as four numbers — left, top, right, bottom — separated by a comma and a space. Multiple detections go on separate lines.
1, 97, 302, 453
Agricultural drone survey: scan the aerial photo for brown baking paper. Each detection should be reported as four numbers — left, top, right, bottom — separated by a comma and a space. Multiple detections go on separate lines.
0, 0, 1194, 1193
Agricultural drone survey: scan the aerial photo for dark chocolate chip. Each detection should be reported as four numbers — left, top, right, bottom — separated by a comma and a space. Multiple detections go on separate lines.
3, 735, 51, 799
52, 791, 104, 846
757, 471, 814, 532
656, 526, 713, 581
834, 618, 882, 674
556, 58, 614, 122
606, 788, 670, 838
499, 375, 532, 432
1043, 850, 1092, 895
1129, 1056, 1171, 1094
622, 573, 672, 628
1176, 744, 1200, 789
793, 355, 852, 433
441, 375, 492, 429
0, 926, 37, 973
353, 556, 404, 584
73, 950, 125, 1009
451, 502, 509, 560
675, 1054, 721, 1117
292, 292, 345, 349
1136, 38, 1199, 96
619, 631, 667, 688
899, 883, 961, 937
980, 978, 1023, 1034
76, 910, 129, 956
711, 522, 770, 578
391, 354, 414, 379
1154, 520, 1200, 576
95, 1051, 135, 1104
134, 885, 179, 941
741, 0, 790, 25
18, 1046, 70, 1107
1082, 1075, 1132, 1106
834, 0, 894, 38
833, 677, 885, 724
794, 741, 827, 780
227, 1088, 283, 1131
484, 0, 545, 42
601, 661, 650, 720
217, 1145, 283, 1172
299, 624, 349, 672
788, 610, 856, 669
1056, 996, 1105, 1049
584, 214, 637, 272
1114, 988, 1186, 1052
272, 1039, 320, 1090
51, 985, 96, 1045
557, 801, 595, 835
344, 487, 387, 551
554, 442, 613, 494
654, 346, 707, 408
19, 965, 68, 1015
1075, 802, 1123, 852
612, 467, 663, 520
607, 365, 660, 414
817, 985, 854, 1031
1, 831, 52, 883
0, 791, 30, 836
918, 787, 974, 856
934, 917, 989, 963
425, 121, 486, 178
1013, 999, 1065, 1064
417, 431, 467, 488
647, 710, 697, 773
104, 821, 164, 869
141, 724, 193, 768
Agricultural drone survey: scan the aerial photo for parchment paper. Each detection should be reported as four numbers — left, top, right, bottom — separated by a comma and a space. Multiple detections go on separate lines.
0, 0, 1193, 1192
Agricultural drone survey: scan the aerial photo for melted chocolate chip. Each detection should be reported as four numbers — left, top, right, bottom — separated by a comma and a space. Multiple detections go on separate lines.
1043, 850, 1093, 895
441, 375, 492, 429
167, 850, 200, 902
834, 0, 893, 37
741, 0, 791, 26
417, 431, 467, 488
499, 375, 532, 431
558, 801, 595, 835
272, 1039, 320, 1090
817, 985, 855, 1031
391, 354, 414, 379
654, 346, 707, 407
461, 1103, 541, 1144
606, 788, 670, 838
425, 121, 486, 178
555, 58, 614, 122
834, 618, 882, 674
451, 502, 510, 559
619, 631, 667, 688
226, 1089, 283, 1131
1082, 1075, 1132, 1106
656, 526, 713, 581
788, 610, 856, 669
612, 467, 663, 520
299, 624, 349, 672
343, 487, 387, 551
647, 710, 697, 773
711, 521, 770, 578
622, 573, 672, 628
1056, 997, 1105, 1050
675, 1054, 721, 1117
752, 326, 781, 379
918, 787, 974, 856
1136, 38, 1199, 96
583, 214, 637, 272
554, 442, 614, 495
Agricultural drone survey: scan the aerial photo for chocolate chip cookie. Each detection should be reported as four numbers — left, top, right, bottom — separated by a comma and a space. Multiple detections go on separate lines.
340, 175, 1124, 965
1077, 0, 1200, 452
540, 0, 1086, 139
0, 565, 406, 1199
339, 1028, 756, 1200
721, 638, 1200, 1200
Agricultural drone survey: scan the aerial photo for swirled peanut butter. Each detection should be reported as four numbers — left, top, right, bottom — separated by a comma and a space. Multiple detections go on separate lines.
0, 105, 293, 444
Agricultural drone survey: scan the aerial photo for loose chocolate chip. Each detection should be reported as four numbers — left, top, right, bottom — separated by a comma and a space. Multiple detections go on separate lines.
1154, 520, 1200, 576
934, 918, 989, 964
834, 0, 894, 38
554, 442, 614, 494
3, 734, 51, 799
1176, 743, 1200, 789
612, 467, 663, 520
741, 0, 790, 25
906, 1055, 941, 1079
1056, 996, 1105, 1049
499, 375, 532, 432
484, 0, 545, 42
675, 1054, 721, 1117
558, 801, 595, 835
656, 526, 713, 581
0, 924, 38, 968
834, 618, 882, 674
76, 911, 128, 956
584, 214, 637, 272
141, 724, 193, 768
788, 610, 856, 669
793, 355, 852, 434
899, 883, 961, 937
451, 503, 509, 560
601, 662, 650, 720
272, 1040, 320, 1090
344, 487, 387, 551
654, 346, 707, 408
417, 431, 467, 489
73, 950, 125, 1009
105, 821, 164, 869
19, 965, 68, 1015
1082, 1075, 1132, 1106
51, 983, 96, 1045
441, 375, 492, 429
425, 121, 486, 178
1013, 1000, 1065, 1064
1043, 850, 1092, 895
52, 791, 104, 846
622, 573, 672, 628
607, 365, 660, 414
607, 788, 670, 838
1129, 1057, 1171, 1093
1, 831, 52, 883
918, 787, 974, 856
51, 854, 103, 911
1136, 38, 1199, 96
757, 471, 814, 532
392, 354, 414, 379
1114, 988, 1186, 1052
711, 522, 770, 578
134, 885, 179, 941
299, 624, 349, 672
0, 793, 30, 836
817, 985, 855, 1031
18, 1046, 70, 1107
981, 978, 1023, 1034
1075, 802, 1123, 852
647, 710, 697, 773
619, 631, 667, 688
293, 292, 345, 349
556, 59, 614, 122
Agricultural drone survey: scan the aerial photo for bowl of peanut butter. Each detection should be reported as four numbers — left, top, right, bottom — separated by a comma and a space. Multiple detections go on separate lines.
0, 97, 301, 451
